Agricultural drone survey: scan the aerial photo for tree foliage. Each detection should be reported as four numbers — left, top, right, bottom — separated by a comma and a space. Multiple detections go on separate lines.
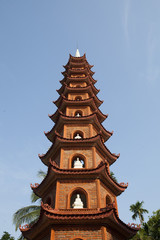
13, 170, 46, 239
110, 171, 118, 182
130, 201, 148, 224
0, 232, 15, 240
147, 210, 160, 239
13, 205, 41, 231
130, 209, 160, 240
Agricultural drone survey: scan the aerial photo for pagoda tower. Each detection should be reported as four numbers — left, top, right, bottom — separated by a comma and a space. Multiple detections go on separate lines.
20, 50, 139, 240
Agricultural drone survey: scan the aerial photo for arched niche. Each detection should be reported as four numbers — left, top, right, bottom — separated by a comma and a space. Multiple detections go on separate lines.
71, 238, 84, 240
67, 188, 89, 209
72, 239, 84, 240
106, 195, 112, 206
71, 154, 85, 168
75, 110, 83, 117
73, 131, 84, 140
75, 96, 82, 101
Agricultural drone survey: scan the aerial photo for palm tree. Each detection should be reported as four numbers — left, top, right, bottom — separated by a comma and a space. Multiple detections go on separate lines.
130, 201, 148, 225
13, 170, 46, 239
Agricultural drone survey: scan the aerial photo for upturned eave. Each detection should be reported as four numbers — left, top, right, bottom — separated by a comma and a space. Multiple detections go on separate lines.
60, 75, 97, 85
57, 82, 100, 95
31, 161, 128, 198
52, 97, 103, 115
20, 204, 138, 240
64, 53, 93, 68
38, 134, 119, 166
49, 107, 107, 124
54, 94, 103, 108
45, 113, 112, 142
62, 67, 95, 77
63, 61, 94, 70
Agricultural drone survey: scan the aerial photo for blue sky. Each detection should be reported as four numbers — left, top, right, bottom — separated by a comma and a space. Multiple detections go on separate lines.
0, 0, 160, 238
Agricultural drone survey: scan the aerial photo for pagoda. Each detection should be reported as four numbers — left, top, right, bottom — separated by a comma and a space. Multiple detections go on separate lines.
20, 50, 139, 240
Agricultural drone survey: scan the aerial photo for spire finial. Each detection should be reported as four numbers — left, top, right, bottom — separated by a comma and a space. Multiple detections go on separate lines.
75, 49, 80, 57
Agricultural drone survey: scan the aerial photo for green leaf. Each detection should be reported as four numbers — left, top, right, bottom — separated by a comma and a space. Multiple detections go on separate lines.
30, 192, 41, 203
13, 205, 40, 231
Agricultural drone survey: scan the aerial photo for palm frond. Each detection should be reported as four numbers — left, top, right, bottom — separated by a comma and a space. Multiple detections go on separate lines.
132, 212, 138, 220
13, 169, 46, 233
142, 209, 149, 214
130, 204, 137, 212
130, 201, 148, 224
37, 170, 46, 179
13, 205, 40, 231
30, 191, 41, 203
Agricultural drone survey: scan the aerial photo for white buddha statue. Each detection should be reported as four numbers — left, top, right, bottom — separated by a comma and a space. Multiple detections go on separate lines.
75, 112, 81, 117
74, 133, 82, 139
72, 194, 83, 209
73, 157, 83, 168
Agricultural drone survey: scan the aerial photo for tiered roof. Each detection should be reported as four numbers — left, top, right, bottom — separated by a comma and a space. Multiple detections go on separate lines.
31, 161, 128, 198
39, 133, 119, 166
54, 94, 103, 108
49, 107, 107, 123
21, 51, 138, 239
20, 203, 139, 240
57, 83, 100, 96
45, 113, 113, 142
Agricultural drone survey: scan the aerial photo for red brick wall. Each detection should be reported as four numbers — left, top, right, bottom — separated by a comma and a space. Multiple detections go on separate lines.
42, 182, 56, 208
67, 106, 92, 117
106, 229, 123, 240
65, 125, 90, 139
69, 82, 87, 87
59, 148, 105, 169
68, 93, 89, 100
99, 182, 115, 208
62, 148, 94, 169
106, 229, 113, 240
54, 227, 102, 240
92, 126, 98, 136
95, 150, 103, 166
58, 181, 97, 209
